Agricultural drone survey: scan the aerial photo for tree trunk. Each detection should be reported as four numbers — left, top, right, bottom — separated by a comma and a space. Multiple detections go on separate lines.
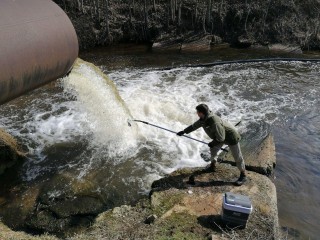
195, 0, 198, 25
143, 0, 148, 40
202, 14, 206, 33
152, 0, 156, 11
206, 0, 212, 25
129, 1, 132, 24
90, 1, 93, 18
93, 0, 97, 16
97, 0, 100, 21
178, 0, 182, 26
171, 0, 176, 22
244, 0, 250, 33
80, 0, 84, 13
105, 0, 111, 40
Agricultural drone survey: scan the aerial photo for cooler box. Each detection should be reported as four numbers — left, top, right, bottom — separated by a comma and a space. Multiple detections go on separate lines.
222, 192, 253, 228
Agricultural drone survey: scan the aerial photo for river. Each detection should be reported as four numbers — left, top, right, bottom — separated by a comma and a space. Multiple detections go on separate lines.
0, 45, 319, 239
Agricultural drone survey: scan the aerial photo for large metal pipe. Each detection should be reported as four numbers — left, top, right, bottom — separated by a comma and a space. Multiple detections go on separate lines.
0, 0, 78, 105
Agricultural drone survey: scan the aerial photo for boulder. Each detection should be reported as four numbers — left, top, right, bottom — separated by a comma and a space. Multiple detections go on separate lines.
268, 44, 302, 54
153, 35, 213, 52
222, 132, 276, 176
211, 35, 223, 45
0, 220, 57, 240
152, 38, 182, 52
181, 35, 212, 52
26, 172, 105, 234
232, 36, 255, 48
207, 121, 276, 176
145, 214, 157, 224
0, 128, 24, 175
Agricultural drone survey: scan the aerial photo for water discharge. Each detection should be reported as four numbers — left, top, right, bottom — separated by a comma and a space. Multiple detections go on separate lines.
0, 53, 319, 239
62, 59, 139, 162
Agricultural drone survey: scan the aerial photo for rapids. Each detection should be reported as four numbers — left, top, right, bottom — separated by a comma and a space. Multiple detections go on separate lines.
0, 50, 319, 239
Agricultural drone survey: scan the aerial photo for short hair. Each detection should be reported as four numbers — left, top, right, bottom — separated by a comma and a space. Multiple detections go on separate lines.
196, 104, 209, 115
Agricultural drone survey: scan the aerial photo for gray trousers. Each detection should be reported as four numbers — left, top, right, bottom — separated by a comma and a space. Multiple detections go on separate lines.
210, 142, 246, 172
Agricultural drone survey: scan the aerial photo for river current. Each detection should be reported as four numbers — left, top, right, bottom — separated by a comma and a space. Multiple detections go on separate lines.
0, 46, 319, 239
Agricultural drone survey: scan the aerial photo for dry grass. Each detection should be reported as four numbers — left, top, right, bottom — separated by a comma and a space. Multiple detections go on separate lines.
0, 222, 57, 240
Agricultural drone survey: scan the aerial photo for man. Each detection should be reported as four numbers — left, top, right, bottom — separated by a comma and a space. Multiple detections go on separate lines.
177, 104, 247, 186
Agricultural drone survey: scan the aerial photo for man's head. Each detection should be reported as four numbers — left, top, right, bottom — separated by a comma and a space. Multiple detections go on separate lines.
196, 104, 209, 119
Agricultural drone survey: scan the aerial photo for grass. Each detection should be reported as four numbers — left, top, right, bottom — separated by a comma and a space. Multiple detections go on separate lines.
0, 222, 57, 240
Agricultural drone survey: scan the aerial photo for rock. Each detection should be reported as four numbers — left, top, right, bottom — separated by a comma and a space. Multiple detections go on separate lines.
223, 132, 276, 176
0, 184, 42, 229
145, 214, 157, 224
0, 221, 57, 240
181, 35, 212, 52
49, 196, 104, 218
152, 38, 182, 52
68, 162, 280, 239
268, 44, 303, 54
232, 36, 254, 48
26, 172, 105, 233
26, 210, 71, 233
112, 205, 132, 217
63, 130, 280, 239
211, 35, 223, 45
0, 128, 24, 175
219, 121, 276, 176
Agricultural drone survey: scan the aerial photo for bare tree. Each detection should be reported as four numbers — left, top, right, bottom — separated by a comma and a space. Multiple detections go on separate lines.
143, 0, 148, 39
105, 0, 111, 40
244, 0, 251, 33
170, 0, 176, 22
206, 0, 212, 25
152, 0, 156, 11
178, 0, 182, 26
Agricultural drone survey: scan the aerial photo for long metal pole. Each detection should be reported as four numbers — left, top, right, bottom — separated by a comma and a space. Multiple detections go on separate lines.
129, 119, 241, 152
132, 119, 209, 144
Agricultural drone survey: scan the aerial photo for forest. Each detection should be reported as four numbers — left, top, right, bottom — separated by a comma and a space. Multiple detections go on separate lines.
54, 0, 320, 50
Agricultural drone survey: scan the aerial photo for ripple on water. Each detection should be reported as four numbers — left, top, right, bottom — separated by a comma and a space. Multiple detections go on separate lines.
0, 60, 319, 238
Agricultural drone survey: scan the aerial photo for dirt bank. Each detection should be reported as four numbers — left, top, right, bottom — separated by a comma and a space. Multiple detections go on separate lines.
54, 0, 320, 50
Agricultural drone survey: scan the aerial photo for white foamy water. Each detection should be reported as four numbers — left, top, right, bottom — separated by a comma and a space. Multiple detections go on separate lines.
0, 58, 320, 238
0, 54, 319, 239
1, 60, 319, 186
62, 59, 139, 158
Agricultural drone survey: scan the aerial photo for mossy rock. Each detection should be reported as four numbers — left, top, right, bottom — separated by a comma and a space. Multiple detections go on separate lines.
0, 221, 57, 240
49, 196, 104, 218
26, 210, 71, 233
26, 172, 105, 234
0, 128, 25, 175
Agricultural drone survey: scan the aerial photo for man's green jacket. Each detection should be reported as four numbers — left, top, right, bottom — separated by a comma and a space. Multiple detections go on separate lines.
184, 112, 241, 145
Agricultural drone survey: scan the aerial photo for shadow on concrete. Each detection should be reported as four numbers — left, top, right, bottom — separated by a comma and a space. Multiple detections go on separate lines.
150, 167, 235, 196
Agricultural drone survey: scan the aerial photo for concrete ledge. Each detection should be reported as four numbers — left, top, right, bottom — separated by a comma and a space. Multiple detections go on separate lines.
222, 133, 276, 176
150, 164, 279, 239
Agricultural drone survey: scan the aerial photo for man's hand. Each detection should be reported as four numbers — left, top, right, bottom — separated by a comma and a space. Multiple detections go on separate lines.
177, 131, 184, 136
208, 141, 216, 148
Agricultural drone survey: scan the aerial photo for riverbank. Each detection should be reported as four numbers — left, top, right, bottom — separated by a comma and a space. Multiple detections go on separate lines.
0, 127, 280, 239
67, 133, 279, 240
1, 49, 319, 239
54, 0, 320, 50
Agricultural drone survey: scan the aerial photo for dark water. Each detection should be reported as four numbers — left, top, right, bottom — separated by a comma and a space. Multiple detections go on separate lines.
81, 45, 320, 239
